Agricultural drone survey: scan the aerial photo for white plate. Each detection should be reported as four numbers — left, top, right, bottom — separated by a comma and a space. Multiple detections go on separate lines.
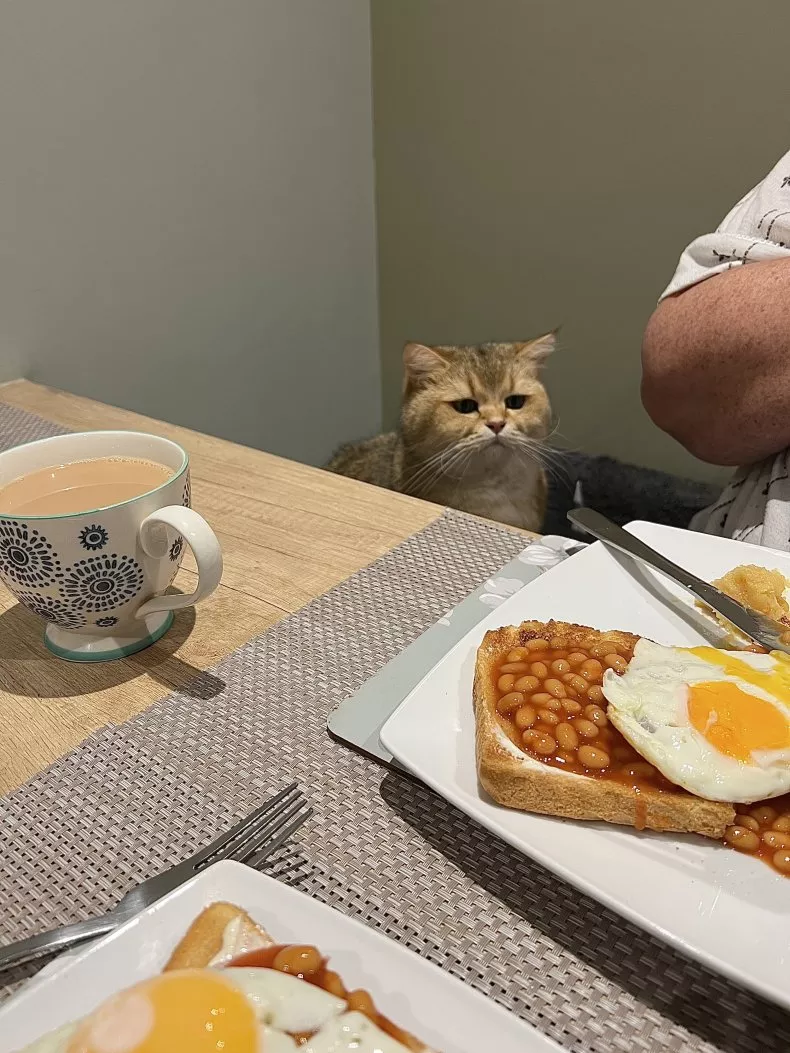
0, 860, 560, 1053
381, 521, 790, 1009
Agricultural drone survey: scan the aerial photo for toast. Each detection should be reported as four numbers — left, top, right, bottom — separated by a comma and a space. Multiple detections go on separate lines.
474, 619, 735, 838
164, 901, 273, 969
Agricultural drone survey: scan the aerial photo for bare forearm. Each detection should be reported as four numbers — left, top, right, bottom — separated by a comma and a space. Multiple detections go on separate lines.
641, 259, 790, 465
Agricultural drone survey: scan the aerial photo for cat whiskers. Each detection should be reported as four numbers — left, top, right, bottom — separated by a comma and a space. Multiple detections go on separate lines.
505, 432, 572, 484
402, 437, 482, 495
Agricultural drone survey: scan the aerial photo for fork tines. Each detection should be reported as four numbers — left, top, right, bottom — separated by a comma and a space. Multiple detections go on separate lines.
195, 784, 311, 871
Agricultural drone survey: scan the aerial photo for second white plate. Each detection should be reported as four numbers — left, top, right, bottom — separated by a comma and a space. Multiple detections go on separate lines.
381, 521, 790, 1008
0, 861, 561, 1053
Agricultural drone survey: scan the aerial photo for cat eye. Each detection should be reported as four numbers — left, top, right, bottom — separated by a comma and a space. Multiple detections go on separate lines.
452, 399, 479, 414
505, 395, 527, 410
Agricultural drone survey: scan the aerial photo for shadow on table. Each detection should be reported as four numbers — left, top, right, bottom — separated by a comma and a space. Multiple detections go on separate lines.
0, 596, 224, 701
380, 770, 790, 1053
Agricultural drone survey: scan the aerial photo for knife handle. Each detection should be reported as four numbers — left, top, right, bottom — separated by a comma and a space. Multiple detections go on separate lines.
0, 912, 117, 973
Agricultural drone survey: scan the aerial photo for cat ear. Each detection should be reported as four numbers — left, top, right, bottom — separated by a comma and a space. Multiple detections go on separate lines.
517, 331, 557, 366
403, 343, 448, 383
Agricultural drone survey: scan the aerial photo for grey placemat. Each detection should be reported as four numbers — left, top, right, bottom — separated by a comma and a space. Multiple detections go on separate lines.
0, 401, 788, 1053
0, 402, 70, 453
328, 535, 586, 764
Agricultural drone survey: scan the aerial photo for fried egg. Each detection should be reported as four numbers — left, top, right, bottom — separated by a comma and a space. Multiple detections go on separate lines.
22, 968, 413, 1053
602, 640, 790, 802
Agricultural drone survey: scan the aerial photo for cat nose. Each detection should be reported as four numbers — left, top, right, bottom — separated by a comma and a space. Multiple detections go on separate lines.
486, 420, 506, 434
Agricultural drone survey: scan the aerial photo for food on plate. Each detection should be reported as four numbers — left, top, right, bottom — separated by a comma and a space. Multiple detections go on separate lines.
603, 639, 790, 802
713, 564, 790, 627
704, 564, 790, 644
19, 903, 435, 1053
476, 618, 790, 874
474, 619, 734, 837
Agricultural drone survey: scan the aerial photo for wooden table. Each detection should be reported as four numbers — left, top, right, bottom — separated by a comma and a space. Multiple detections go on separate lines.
0, 380, 447, 794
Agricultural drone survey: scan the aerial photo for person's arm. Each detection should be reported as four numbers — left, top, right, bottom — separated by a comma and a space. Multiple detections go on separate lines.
642, 257, 790, 466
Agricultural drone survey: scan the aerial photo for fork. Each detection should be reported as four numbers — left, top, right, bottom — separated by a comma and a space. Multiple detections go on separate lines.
0, 783, 311, 973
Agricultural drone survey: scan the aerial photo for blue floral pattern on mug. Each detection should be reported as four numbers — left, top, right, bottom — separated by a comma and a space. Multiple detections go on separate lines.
78, 523, 109, 551
0, 521, 62, 587
95, 615, 118, 627
61, 553, 144, 612
16, 591, 86, 629
169, 536, 183, 561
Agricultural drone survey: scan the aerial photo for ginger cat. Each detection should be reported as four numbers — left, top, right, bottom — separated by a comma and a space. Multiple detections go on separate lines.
328, 335, 555, 530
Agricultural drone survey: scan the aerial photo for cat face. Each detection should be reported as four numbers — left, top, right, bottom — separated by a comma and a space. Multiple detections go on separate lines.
399, 336, 554, 478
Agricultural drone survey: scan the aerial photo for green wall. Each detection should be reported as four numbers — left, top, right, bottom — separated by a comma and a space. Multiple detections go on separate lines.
371, 0, 790, 481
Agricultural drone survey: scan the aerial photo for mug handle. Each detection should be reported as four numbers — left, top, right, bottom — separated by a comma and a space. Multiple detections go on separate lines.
134, 505, 223, 619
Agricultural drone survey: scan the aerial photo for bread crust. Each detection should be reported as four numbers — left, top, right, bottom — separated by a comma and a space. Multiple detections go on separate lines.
164, 901, 273, 970
474, 620, 735, 838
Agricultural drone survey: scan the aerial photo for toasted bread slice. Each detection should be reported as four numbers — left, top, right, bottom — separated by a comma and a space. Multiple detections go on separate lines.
474, 619, 734, 838
164, 901, 273, 970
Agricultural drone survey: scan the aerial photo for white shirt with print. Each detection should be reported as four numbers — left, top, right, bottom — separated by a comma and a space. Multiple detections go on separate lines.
660, 149, 790, 550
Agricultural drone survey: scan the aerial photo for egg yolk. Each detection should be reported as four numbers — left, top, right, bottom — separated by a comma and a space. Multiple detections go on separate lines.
67, 970, 258, 1053
686, 648, 790, 762
688, 681, 790, 761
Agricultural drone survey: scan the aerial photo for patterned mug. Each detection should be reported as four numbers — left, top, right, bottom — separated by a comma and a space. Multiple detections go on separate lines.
0, 431, 222, 661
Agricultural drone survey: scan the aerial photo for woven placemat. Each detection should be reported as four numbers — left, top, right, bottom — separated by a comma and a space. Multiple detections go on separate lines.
0, 402, 70, 453
0, 401, 788, 1053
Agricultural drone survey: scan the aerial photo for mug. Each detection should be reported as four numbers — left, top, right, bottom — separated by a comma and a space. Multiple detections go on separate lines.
0, 431, 222, 662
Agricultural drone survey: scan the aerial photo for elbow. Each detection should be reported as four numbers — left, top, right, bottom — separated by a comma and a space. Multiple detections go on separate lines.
641, 304, 740, 466
640, 369, 729, 465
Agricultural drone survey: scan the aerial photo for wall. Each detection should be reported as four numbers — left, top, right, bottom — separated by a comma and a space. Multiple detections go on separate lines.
371, 0, 790, 481
0, 0, 379, 465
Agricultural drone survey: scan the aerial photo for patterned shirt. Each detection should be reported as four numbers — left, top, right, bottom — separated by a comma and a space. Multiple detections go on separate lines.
660, 149, 790, 549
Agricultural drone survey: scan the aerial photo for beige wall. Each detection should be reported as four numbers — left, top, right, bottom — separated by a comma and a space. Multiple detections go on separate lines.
372, 0, 790, 481
0, 1, 379, 466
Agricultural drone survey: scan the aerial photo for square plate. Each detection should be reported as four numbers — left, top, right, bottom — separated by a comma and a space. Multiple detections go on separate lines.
381, 521, 790, 1008
0, 860, 561, 1053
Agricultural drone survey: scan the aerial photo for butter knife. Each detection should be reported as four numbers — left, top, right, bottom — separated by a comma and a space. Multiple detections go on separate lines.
567, 508, 790, 656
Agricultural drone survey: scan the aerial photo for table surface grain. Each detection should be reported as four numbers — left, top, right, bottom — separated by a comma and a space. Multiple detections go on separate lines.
0, 379, 451, 793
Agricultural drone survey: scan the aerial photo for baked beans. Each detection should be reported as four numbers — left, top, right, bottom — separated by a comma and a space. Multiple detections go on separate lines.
572, 718, 599, 741
537, 708, 560, 727
523, 729, 557, 755
493, 636, 682, 790
493, 634, 790, 877
723, 825, 760, 853
577, 745, 610, 769
514, 704, 536, 729
584, 704, 608, 727
526, 638, 550, 651
544, 678, 566, 698
514, 674, 540, 693
273, 944, 323, 976
497, 691, 526, 715
556, 722, 579, 750
724, 794, 790, 876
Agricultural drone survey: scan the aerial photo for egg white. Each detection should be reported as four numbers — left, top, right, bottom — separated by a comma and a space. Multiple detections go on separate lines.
602, 639, 790, 803
222, 966, 347, 1033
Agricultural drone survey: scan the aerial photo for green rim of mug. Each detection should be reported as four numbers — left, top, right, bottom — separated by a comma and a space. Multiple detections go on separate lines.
43, 611, 175, 663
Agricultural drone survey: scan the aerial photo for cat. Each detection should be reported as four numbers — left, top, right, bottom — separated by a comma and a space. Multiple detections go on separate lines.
327, 335, 555, 530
